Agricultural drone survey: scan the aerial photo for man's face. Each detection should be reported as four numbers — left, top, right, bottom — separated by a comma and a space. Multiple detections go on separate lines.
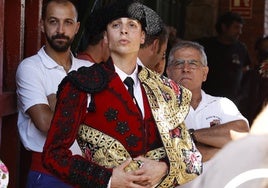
153, 41, 168, 74
223, 21, 243, 42
166, 47, 208, 92
154, 59, 165, 75
142, 39, 168, 71
104, 18, 145, 55
41, 1, 80, 52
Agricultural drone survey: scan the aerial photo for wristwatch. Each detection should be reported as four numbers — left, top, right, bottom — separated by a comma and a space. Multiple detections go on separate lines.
188, 128, 197, 142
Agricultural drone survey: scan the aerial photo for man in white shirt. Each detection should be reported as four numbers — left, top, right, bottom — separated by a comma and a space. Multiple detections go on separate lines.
166, 40, 249, 187
16, 0, 92, 187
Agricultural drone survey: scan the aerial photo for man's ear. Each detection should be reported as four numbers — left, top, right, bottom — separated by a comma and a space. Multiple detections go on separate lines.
40, 19, 45, 33
151, 39, 160, 53
103, 31, 108, 44
75, 22, 80, 34
202, 66, 209, 82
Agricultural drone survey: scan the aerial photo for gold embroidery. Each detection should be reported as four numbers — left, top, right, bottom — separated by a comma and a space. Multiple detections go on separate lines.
139, 67, 200, 187
77, 67, 202, 187
78, 125, 166, 170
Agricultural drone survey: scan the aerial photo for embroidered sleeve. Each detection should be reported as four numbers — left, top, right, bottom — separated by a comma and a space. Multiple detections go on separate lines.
42, 81, 112, 187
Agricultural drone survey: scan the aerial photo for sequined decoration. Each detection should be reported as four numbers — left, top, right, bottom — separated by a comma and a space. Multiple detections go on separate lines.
126, 134, 140, 147
104, 108, 118, 121
116, 121, 130, 134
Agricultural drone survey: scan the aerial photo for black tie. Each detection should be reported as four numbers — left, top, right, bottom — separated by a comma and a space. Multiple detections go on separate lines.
124, 77, 142, 114
124, 77, 135, 99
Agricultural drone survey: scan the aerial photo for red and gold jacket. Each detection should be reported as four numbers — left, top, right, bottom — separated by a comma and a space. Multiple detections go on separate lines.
43, 60, 167, 187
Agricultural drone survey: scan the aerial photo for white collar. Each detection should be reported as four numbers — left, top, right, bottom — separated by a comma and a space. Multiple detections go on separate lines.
114, 63, 139, 86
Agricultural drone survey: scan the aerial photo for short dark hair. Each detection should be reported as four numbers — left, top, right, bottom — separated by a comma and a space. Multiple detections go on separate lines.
141, 26, 168, 53
215, 11, 244, 34
41, 0, 78, 20
83, 7, 105, 47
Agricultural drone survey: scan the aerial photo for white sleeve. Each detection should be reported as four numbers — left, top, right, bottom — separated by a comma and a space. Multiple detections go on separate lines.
16, 61, 48, 113
218, 97, 249, 126
107, 178, 111, 188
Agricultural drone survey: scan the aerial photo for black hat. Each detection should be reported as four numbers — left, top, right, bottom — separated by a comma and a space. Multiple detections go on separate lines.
103, 0, 147, 31
84, 7, 106, 44
142, 5, 164, 36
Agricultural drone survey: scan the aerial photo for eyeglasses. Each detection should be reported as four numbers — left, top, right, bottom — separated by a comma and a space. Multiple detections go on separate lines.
171, 59, 203, 70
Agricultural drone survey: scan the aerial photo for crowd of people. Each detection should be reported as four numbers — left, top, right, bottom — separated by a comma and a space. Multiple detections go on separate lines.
13, 0, 268, 187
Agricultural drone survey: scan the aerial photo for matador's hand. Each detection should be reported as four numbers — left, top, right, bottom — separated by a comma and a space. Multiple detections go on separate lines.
132, 156, 168, 187
110, 158, 151, 188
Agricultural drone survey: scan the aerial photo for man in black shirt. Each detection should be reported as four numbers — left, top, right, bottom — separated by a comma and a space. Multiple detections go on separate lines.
197, 11, 251, 118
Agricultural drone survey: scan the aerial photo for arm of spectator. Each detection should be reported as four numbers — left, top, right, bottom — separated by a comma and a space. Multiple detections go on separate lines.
195, 143, 220, 162
16, 61, 56, 133
47, 93, 57, 112
193, 120, 249, 148
26, 103, 54, 133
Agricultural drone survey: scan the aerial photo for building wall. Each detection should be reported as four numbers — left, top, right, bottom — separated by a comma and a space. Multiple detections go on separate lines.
265, 1, 268, 36
0, 1, 43, 187
184, 0, 219, 40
